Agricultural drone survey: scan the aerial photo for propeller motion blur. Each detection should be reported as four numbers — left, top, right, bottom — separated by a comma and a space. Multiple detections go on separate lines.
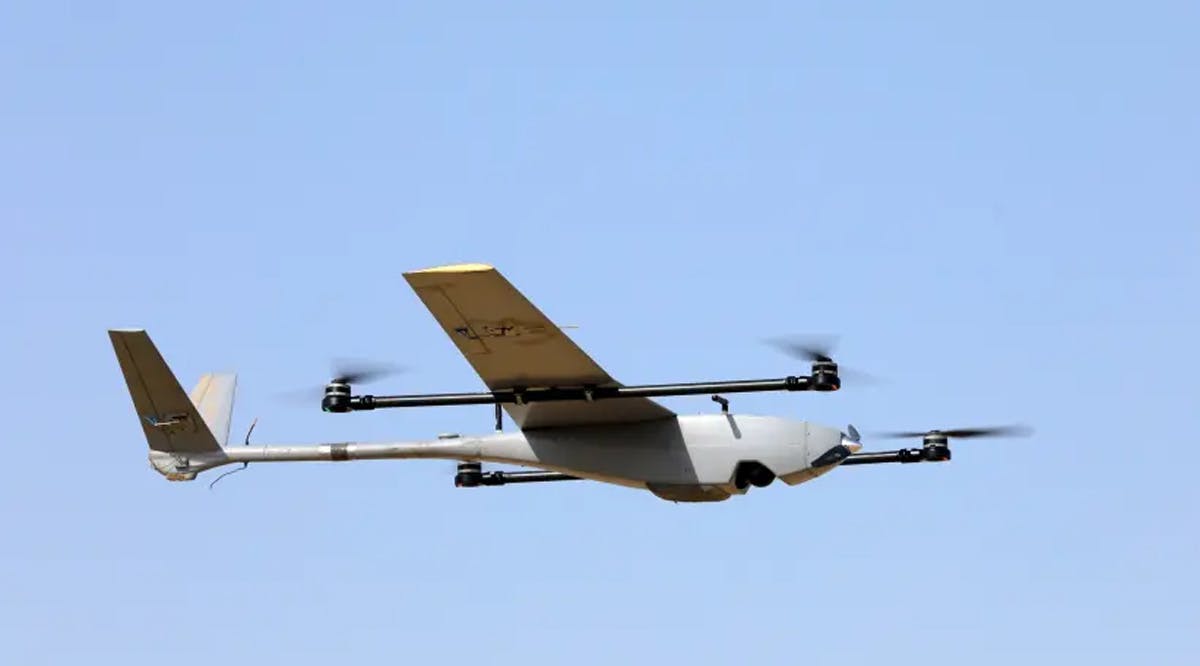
108, 263, 1031, 503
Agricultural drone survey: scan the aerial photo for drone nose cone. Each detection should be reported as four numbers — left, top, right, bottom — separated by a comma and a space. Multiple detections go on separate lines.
844, 437, 862, 453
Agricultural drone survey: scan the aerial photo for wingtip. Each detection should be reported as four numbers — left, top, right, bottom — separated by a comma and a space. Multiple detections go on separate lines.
405, 262, 495, 275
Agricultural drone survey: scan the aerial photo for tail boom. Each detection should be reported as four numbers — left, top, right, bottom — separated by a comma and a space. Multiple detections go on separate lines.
147, 438, 486, 479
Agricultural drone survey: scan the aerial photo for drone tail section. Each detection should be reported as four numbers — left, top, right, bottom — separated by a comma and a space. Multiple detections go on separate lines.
108, 330, 236, 479
189, 372, 237, 448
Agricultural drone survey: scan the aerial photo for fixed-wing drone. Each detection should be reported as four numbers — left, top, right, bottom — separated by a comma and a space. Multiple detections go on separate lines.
109, 263, 1030, 502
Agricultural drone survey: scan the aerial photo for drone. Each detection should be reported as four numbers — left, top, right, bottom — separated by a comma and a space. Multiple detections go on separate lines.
108, 263, 1031, 502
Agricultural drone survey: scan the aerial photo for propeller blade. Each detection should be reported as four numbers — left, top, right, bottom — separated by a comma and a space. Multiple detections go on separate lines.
872, 425, 1033, 440
273, 358, 409, 406
834, 367, 883, 386
874, 430, 932, 439
766, 335, 838, 363
274, 387, 326, 405
940, 425, 1034, 439
329, 358, 407, 385
764, 335, 882, 385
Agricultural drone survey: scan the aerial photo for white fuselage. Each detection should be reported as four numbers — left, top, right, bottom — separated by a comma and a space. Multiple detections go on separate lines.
154, 414, 856, 502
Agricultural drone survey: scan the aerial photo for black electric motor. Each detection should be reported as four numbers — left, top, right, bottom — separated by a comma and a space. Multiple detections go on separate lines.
455, 462, 483, 488
321, 382, 353, 413
810, 360, 841, 392
922, 432, 952, 462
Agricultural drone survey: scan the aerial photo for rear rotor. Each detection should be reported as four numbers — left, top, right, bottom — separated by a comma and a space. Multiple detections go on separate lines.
276, 359, 406, 412
321, 359, 406, 412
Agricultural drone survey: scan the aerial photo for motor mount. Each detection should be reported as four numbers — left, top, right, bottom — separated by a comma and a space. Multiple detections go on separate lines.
454, 461, 483, 487
921, 432, 951, 462
810, 360, 841, 392
321, 381, 353, 413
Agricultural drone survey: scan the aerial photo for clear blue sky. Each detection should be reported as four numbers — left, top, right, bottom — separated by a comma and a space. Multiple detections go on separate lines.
2, 2, 1197, 663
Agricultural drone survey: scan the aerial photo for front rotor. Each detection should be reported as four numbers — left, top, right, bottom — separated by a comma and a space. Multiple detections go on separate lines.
766, 335, 876, 391
873, 425, 1033, 461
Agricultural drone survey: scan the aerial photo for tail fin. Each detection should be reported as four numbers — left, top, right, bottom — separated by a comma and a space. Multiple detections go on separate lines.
108, 329, 237, 456
189, 373, 237, 447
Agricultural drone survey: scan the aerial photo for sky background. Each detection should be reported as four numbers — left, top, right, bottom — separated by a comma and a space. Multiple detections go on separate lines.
2, 1, 1198, 663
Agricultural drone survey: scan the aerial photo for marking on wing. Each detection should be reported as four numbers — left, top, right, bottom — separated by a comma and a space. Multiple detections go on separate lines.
415, 286, 489, 355
461, 318, 555, 347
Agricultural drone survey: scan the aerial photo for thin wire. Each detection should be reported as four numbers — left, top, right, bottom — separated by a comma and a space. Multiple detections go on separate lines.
208, 417, 259, 491
208, 463, 246, 490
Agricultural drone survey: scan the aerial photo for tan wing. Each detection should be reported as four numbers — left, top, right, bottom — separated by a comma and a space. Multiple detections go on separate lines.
403, 263, 675, 430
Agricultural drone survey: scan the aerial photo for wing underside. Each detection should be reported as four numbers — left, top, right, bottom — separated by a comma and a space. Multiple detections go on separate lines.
402, 264, 675, 430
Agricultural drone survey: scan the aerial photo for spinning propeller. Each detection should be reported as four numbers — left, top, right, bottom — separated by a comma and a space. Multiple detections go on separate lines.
325, 359, 406, 385
834, 425, 1034, 465
767, 335, 840, 364
276, 358, 407, 405
765, 335, 880, 386
872, 425, 1034, 441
